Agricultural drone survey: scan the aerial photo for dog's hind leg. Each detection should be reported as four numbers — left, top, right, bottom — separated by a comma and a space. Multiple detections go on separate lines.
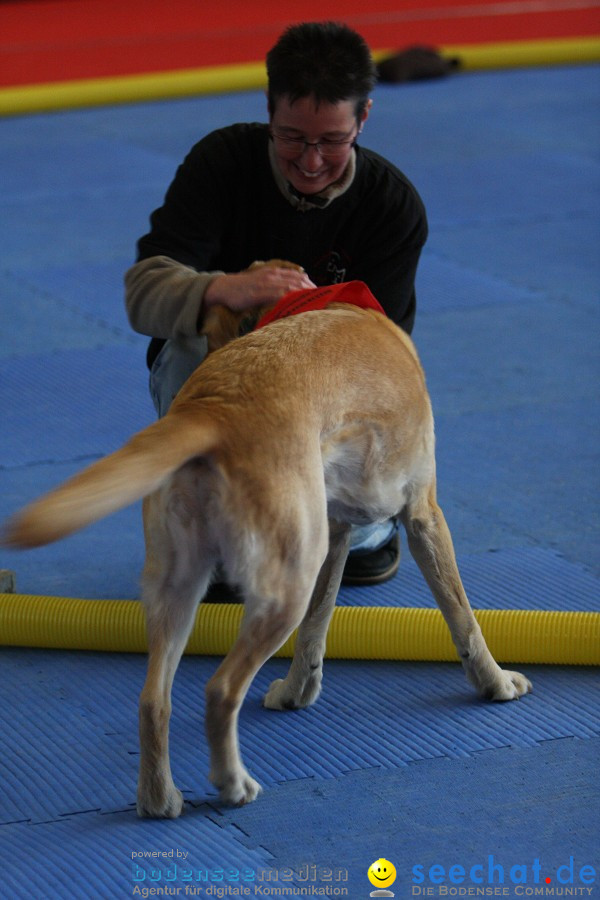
263, 520, 352, 711
205, 563, 324, 806
137, 494, 213, 818
401, 483, 532, 701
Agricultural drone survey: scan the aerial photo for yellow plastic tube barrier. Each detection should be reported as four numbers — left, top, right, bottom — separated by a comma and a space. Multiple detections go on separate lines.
1, 593, 598, 665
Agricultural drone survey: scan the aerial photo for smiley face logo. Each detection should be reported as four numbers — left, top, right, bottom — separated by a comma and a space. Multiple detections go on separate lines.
368, 858, 397, 889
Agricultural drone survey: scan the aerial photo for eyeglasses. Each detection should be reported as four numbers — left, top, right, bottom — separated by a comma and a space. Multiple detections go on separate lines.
269, 128, 358, 159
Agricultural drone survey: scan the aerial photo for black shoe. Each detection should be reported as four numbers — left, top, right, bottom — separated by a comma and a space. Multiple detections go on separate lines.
203, 581, 244, 604
341, 533, 400, 586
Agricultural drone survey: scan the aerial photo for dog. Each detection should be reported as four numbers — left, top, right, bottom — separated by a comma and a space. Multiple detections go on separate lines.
3, 261, 532, 818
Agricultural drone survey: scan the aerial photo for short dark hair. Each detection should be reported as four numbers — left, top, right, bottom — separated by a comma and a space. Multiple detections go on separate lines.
266, 21, 377, 120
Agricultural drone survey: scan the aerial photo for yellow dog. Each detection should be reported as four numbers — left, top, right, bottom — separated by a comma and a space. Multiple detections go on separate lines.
4, 261, 531, 817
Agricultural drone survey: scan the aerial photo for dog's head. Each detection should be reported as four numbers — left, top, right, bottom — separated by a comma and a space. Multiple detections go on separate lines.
201, 260, 304, 353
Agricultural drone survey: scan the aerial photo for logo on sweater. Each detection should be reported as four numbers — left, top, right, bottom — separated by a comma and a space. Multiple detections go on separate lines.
314, 250, 348, 284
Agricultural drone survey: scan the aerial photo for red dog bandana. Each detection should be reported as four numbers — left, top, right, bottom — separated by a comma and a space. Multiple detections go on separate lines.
254, 280, 386, 330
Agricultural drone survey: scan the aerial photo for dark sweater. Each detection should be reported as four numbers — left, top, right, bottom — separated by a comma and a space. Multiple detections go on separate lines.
135, 123, 428, 364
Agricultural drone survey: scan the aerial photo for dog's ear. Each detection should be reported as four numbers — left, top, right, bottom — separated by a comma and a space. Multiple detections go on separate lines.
201, 260, 304, 352
200, 306, 246, 353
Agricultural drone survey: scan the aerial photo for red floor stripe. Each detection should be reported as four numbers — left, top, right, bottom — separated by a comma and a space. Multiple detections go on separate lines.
1, 0, 599, 87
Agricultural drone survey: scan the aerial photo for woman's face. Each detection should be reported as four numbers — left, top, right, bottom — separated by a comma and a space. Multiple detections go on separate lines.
269, 95, 369, 195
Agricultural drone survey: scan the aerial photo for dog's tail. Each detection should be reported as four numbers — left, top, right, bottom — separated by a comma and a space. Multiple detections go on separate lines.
3, 413, 220, 549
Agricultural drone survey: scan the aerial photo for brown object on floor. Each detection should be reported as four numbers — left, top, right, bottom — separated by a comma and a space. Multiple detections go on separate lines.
376, 46, 461, 83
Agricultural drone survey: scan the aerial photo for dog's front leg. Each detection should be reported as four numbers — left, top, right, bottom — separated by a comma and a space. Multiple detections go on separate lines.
263, 520, 351, 711
402, 490, 532, 701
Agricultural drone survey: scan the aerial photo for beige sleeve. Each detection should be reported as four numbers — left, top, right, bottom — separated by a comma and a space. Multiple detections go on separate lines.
124, 255, 225, 339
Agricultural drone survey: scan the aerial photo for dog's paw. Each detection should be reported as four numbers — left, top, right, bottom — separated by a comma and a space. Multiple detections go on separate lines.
483, 669, 532, 702
212, 768, 262, 807
263, 676, 321, 710
137, 783, 184, 819
263, 678, 297, 710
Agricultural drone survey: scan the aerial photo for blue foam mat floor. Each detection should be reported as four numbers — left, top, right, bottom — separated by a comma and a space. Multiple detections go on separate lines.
1, 65, 599, 898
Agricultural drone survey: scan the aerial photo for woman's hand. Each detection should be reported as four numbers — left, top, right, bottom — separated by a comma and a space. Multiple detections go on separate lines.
204, 266, 316, 311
